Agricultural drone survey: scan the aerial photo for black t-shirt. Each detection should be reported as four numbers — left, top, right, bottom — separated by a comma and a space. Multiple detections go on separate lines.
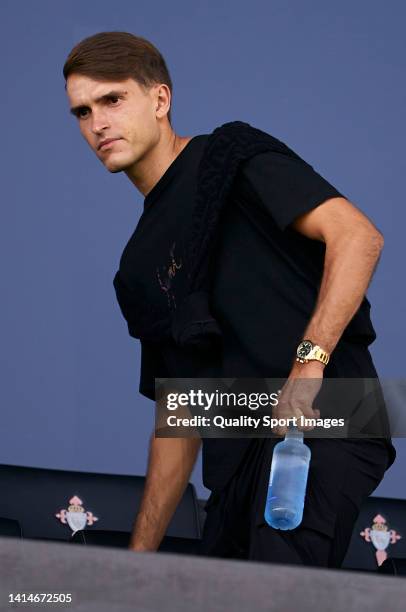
115, 131, 396, 491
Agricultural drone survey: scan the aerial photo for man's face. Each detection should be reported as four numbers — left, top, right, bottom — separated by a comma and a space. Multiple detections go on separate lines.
66, 74, 162, 173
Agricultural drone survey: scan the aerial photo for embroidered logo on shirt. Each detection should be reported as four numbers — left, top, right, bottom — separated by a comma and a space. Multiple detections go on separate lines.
156, 241, 183, 309
360, 513, 402, 566
55, 495, 99, 536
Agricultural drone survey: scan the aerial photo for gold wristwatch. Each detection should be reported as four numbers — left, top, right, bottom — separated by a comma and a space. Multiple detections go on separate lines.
296, 339, 330, 365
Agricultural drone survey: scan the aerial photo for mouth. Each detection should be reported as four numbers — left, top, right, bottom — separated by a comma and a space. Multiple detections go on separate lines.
98, 138, 121, 151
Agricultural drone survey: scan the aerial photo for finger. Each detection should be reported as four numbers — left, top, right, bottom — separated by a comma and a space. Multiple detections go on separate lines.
301, 408, 320, 432
272, 419, 286, 437
270, 410, 280, 436
297, 401, 319, 424
293, 407, 305, 431
272, 414, 288, 437
291, 403, 313, 431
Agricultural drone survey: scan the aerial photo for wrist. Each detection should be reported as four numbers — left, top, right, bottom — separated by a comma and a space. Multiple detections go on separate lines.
295, 338, 330, 366
293, 359, 326, 372
291, 359, 325, 375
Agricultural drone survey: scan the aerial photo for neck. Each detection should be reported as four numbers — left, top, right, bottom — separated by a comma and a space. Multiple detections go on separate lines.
124, 131, 193, 197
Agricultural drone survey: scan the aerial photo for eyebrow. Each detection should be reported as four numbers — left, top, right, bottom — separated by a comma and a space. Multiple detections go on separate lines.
69, 89, 128, 116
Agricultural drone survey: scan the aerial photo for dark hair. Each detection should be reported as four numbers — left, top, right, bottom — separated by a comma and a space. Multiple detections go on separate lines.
63, 31, 173, 125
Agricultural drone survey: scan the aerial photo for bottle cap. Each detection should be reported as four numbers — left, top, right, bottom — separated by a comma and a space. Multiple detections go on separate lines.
285, 423, 304, 440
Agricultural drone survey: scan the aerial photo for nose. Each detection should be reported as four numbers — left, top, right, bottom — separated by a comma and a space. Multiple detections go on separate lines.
90, 109, 110, 136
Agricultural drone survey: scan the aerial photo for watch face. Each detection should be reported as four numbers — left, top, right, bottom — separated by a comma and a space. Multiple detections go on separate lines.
297, 340, 313, 359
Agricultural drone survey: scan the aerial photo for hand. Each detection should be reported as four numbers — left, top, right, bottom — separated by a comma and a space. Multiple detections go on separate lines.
272, 360, 325, 436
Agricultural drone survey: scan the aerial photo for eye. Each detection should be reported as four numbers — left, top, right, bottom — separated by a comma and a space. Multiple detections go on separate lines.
76, 95, 121, 119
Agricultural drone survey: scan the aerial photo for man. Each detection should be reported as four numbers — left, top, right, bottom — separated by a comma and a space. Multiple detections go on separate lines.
63, 31, 396, 567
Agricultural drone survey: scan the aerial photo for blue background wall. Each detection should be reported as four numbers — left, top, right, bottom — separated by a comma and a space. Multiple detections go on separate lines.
1, 0, 405, 499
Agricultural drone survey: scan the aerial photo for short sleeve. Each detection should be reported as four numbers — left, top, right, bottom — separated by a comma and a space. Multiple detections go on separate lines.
139, 340, 168, 401
241, 150, 346, 231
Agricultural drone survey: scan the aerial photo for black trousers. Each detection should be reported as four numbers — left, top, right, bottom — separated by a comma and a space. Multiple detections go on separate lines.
199, 436, 391, 568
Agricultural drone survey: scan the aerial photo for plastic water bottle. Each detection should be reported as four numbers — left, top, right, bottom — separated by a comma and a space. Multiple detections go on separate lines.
264, 425, 311, 530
